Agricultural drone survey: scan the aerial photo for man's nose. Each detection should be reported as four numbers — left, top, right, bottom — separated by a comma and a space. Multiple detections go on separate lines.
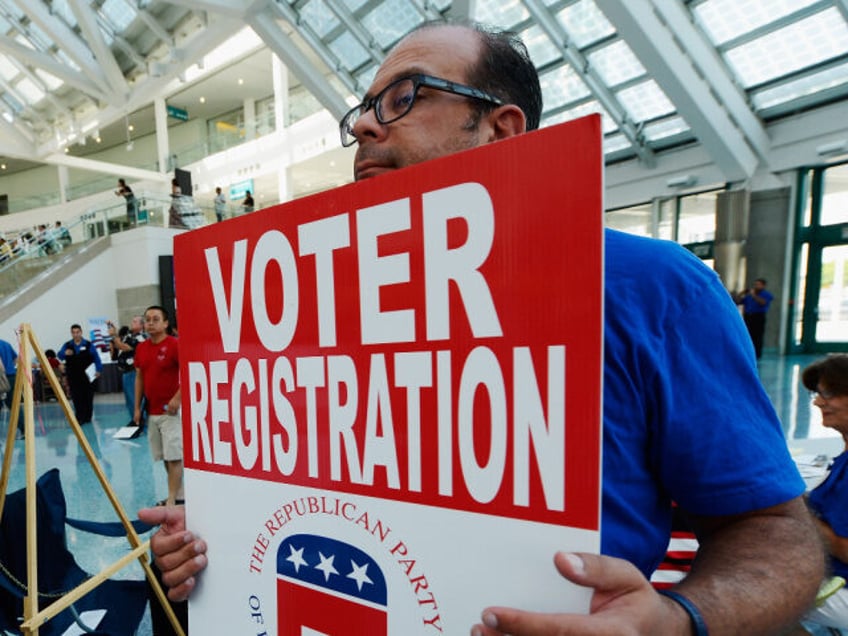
351, 106, 387, 144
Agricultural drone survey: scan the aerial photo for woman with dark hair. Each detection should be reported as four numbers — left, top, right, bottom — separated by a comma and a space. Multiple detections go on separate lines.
796, 354, 848, 634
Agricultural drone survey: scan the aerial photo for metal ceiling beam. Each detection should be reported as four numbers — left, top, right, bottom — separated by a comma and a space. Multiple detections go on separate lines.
523, 0, 656, 167
67, 0, 128, 97
0, 37, 108, 100
252, 4, 351, 119
137, 8, 176, 47
41, 153, 169, 182
323, 0, 385, 64
9, 0, 112, 96
600, 0, 765, 181
837, 0, 848, 22
33, 17, 241, 158
160, 0, 253, 18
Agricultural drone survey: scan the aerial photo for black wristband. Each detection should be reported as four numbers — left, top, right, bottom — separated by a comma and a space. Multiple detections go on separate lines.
658, 589, 709, 636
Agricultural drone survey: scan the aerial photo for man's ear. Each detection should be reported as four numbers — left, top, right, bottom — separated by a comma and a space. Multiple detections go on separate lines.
486, 104, 527, 141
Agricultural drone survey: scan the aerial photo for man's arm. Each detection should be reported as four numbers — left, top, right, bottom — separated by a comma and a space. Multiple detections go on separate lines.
133, 366, 145, 423
472, 497, 824, 636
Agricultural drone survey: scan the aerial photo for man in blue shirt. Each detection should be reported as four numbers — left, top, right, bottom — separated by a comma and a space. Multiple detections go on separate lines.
0, 337, 23, 439
736, 277, 774, 358
139, 21, 824, 635
58, 323, 103, 425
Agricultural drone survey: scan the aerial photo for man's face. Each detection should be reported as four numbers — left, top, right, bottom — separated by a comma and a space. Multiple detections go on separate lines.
131, 316, 144, 333
144, 310, 168, 337
753, 280, 765, 292
352, 26, 492, 181
71, 327, 82, 342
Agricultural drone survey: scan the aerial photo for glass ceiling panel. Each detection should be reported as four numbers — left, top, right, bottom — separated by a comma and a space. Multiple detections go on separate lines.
328, 31, 370, 72
50, 0, 78, 29
603, 133, 632, 155
553, 100, 617, 135
556, 0, 615, 48
643, 116, 690, 142
474, 0, 529, 30
361, 0, 422, 49
589, 40, 645, 87
694, 0, 821, 46
539, 64, 591, 110
0, 56, 18, 82
16, 77, 44, 103
101, 0, 136, 32
752, 62, 848, 111
301, 0, 341, 38
724, 8, 848, 87
616, 79, 675, 123
522, 24, 560, 69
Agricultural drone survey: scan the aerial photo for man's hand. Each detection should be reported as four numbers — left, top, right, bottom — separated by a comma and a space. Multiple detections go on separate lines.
470, 552, 689, 636
138, 506, 208, 602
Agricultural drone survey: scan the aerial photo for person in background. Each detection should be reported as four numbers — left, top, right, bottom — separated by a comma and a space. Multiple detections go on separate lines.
0, 336, 23, 439
108, 316, 146, 423
792, 354, 848, 635
116, 178, 138, 225
242, 190, 254, 213
736, 277, 774, 359
134, 306, 182, 506
213, 186, 227, 222
54, 221, 72, 247
42, 348, 68, 398
0, 236, 12, 263
138, 20, 824, 635
57, 323, 102, 425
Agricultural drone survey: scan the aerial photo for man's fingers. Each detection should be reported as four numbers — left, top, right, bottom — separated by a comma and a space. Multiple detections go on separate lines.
138, 505, 185, 530
554, 552, 645, 595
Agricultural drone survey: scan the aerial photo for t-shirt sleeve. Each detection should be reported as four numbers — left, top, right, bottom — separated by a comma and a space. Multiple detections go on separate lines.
653, 271, 804, 515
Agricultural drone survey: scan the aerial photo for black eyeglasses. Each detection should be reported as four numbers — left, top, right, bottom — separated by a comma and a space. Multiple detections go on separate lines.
339, 73, 503, 147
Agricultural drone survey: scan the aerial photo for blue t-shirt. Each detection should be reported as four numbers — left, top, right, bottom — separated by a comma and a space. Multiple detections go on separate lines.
807, 452, 848, 579
602, 229, 804, 576
741, 289, 773, 315
0, 339, 16, 375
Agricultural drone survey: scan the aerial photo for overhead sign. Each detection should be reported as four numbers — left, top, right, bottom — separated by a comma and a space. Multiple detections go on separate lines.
174, 115, 603, 634
167, 104, 188, 121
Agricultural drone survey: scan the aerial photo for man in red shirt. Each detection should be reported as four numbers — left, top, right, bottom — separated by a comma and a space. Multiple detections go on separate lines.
134, 305, 183, 506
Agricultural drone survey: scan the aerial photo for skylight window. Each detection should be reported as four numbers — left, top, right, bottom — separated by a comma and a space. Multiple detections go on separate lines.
0, 56, 19, 82
694, 0, 821, 46
557, 0, 615, 49
361, 0, 422, 49
539, 64, 592, 110
100, 0, 136, 32
589, 40, 646, 87
616, 80, 675, 123
15, 76, 45, 103
724, 7, 848, 87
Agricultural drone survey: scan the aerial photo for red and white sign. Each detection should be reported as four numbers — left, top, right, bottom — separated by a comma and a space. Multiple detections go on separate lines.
174, 115, 603, 634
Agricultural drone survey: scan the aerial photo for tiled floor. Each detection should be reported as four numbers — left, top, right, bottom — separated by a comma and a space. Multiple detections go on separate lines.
0, 351, 844, 635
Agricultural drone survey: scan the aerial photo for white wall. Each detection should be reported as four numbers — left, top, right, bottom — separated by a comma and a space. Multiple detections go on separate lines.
0, 226, 181, 356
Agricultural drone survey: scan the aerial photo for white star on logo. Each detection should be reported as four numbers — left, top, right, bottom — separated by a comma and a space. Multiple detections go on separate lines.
346, 560, 373, 591
314, 552, 339, 581
285, 545, 308, 573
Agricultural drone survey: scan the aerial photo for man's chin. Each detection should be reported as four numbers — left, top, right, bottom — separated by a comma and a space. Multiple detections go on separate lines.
355, 165, 394, 181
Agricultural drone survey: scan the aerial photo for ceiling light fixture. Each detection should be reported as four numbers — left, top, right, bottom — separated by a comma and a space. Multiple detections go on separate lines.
816, 140, 848, 157
666, 174, 698, 189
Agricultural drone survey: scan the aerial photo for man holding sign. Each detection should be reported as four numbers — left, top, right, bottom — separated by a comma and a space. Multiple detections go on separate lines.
140, 19, 823, 635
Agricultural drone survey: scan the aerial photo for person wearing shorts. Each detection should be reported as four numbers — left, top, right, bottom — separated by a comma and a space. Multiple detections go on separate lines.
134, 305, 183, 506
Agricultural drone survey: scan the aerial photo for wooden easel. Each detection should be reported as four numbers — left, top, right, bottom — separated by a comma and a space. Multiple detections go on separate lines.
0, 323, 185, 636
